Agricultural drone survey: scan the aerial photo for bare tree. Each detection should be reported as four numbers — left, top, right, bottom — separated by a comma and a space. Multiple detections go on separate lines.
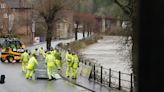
74, 12, 96, 39
34, 0, 68, 50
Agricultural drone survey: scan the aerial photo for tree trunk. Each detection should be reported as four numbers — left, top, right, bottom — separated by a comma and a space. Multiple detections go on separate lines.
46, 23, 53, 50
131, 1, 139, 92
75, 22, 79, 40
89, 27, 92, 36
132, 18, 139, 92
46, 36, 51, 50
114, 0, 139, 91
83, 24, 85, 38
87, 30, 89, 37
87, 25, 89, 37
83, 30, 85, 38
90, 31, 92, 36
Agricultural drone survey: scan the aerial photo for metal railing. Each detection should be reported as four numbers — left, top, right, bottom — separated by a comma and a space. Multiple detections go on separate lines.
79, 57, 135, 92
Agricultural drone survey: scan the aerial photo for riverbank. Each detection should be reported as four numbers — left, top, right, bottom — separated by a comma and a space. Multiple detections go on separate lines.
59, 34, 103, 52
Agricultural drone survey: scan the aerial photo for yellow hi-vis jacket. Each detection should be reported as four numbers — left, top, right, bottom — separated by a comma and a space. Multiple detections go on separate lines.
39, 49, 44, 55
27, 56, 38, 70
45, 54, 55, 67
51, 50, 56, 56
45, 52, 48, 57
65, 52, 72, 63
32, 50, 37, 55
54, 51, 62, 60
21, 52, 29, 63
72, 55, 79, 68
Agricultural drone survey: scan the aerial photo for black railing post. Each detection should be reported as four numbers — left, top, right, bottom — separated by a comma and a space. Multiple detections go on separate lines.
81, 59, 83, 64
94, 64, 96, 80
130, 73, 133, 92
85, 61, 86, 65
100, 66, 103, 83
89, 62, 91, 66
109, 68, 111, 87
118, 71, 121, 90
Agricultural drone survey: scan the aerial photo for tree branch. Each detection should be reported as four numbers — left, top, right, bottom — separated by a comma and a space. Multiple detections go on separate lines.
114, 0, 131, 15
51, 5, 64, 19
39, 11, 47, 21
54, 18, 62, 22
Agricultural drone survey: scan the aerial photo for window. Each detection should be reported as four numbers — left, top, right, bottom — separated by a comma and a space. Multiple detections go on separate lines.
1, 3, 6, 9
56, 23, 60, 29
3, 13, 8, 18
56, 23, 63, 29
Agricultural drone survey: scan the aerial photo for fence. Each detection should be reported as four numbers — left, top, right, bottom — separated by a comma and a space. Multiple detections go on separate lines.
79, 57, 135, 92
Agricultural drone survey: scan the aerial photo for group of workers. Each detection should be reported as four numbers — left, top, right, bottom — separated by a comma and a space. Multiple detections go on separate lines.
20, 47, 79, 81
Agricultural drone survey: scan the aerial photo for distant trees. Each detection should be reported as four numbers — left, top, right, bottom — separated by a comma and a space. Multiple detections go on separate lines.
72, 0, 124, 18
73, 12, 96, 40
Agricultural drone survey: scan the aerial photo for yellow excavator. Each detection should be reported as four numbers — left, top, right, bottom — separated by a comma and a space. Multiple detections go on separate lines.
0, 34, 25, 63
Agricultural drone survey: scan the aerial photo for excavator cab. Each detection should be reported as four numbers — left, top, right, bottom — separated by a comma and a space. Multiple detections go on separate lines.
0, 37, 25, 63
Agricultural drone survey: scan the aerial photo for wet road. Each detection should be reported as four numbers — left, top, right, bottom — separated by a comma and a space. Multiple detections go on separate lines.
0, 62, 91, 92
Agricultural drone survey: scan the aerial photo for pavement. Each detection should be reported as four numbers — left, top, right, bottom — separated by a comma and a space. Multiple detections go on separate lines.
60, 53, 120, 92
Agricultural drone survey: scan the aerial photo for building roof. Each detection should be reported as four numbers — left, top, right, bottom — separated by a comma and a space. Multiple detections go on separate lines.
5, 0, 20, 8
5, 0, 32, 9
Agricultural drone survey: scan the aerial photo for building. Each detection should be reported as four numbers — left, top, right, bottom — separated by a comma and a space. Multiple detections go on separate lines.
95, 16, 129, 32
55, 9, 73, 39
0, 0, 33, 35
0, 0, 10, 34
56, 19, 72, 39
6, 0, 33, 35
